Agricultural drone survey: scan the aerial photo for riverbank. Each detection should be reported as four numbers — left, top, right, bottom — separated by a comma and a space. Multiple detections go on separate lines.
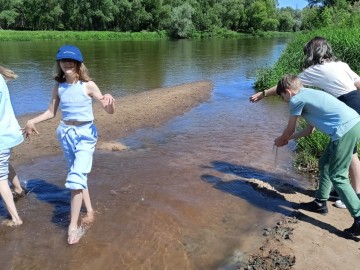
11, 81, 213, 166
238, 178, 359, 270
8, 80, 360, 269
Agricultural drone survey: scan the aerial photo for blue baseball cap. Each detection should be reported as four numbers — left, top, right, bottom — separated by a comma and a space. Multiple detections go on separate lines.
56, 45, 83, 62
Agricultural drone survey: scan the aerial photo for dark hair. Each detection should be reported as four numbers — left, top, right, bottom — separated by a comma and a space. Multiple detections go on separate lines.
302, 36, 337, 69
276, 74, 302, 96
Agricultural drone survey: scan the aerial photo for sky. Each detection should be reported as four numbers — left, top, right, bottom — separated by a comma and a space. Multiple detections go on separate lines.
278, 0, 309, 9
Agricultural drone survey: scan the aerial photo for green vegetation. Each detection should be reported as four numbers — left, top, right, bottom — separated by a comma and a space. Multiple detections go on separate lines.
0, 30, 169, 41
0, 0, 360, 38
254, 27, 360, 173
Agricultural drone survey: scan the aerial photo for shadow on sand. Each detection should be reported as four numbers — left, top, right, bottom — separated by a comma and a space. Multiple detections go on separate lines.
25, 179, 70, 228
202, 160, 359, 241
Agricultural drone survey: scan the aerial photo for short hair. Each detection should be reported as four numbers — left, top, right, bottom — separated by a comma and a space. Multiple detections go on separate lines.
276, 74, 302, 96
302, 36, 337, 69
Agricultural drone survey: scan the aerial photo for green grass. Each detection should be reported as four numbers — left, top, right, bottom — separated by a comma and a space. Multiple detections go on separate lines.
0, 29, 295, 41
0, 30, 169, 41
255, 28, 360, 90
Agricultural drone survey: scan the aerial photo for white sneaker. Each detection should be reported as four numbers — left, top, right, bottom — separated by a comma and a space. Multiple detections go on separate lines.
334, 200, 347, 209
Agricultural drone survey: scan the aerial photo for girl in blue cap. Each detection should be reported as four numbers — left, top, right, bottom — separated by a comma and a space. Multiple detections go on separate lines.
0, 66, 24, 227
23, 45, 115, 244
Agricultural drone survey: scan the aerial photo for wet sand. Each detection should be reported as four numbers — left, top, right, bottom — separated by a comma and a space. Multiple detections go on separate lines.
4, 80, 360, 269
12, 81, 213, 165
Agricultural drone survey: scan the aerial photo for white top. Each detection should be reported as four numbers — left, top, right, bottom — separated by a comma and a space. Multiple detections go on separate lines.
0, 75, 23, 150
298, 61, 360, 98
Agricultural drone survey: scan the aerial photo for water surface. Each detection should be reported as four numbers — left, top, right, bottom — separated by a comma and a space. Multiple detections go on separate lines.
0, 38, 311, 269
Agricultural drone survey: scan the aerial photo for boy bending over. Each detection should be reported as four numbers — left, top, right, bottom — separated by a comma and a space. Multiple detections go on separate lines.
275, 74, 360, 236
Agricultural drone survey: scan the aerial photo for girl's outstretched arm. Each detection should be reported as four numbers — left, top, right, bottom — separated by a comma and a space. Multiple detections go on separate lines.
86, 81, 115, 114
22, 84, 60, 137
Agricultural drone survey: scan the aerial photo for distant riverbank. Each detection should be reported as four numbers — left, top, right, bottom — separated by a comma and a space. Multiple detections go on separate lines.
0, 29, 293, 42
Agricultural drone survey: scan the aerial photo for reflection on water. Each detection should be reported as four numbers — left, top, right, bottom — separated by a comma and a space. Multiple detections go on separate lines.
3, 38, 287, 115
0, 38, 313, 269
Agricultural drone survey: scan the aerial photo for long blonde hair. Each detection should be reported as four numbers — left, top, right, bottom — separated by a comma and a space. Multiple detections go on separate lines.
53, 61, 92, 83
0, 66, 18, 80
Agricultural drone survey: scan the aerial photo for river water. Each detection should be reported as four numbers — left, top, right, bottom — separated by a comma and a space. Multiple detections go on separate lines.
0, 38, 311, 269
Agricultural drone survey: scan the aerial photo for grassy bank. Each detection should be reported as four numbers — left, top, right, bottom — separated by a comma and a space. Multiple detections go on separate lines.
254, 28, 360, 173
0, 30, 169, 41
0, 29, 293, 41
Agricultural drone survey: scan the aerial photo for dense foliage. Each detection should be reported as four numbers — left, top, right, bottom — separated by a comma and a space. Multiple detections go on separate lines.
0, 0, 359, 38
254, 27, 360, 172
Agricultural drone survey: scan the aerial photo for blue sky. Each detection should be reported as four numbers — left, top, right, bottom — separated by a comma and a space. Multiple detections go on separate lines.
278, 0, 308, 9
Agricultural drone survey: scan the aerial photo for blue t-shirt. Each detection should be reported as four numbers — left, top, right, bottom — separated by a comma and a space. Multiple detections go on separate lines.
0, 75, 23, 150
290, 88, 360, 141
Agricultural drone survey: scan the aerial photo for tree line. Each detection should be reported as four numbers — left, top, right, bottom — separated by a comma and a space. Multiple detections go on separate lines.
0, 0, 360, 38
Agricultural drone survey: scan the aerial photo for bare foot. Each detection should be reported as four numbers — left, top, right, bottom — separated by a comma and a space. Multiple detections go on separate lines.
81, 211, 95, 228
11, 187, 27, 202
68, 227, 85, 245
2, 219, 23, 227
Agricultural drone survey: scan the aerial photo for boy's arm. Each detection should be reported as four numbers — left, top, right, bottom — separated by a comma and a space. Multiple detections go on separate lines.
290, 124, 315, 140
274, 116, 298, 146
275, 116, 314, 147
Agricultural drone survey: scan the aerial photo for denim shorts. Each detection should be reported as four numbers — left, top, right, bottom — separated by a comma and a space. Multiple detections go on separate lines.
0, 149, 11, 181
338, 90, 360, 154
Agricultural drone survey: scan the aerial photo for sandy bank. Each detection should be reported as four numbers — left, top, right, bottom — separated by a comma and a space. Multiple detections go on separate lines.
11, 80, 213, 166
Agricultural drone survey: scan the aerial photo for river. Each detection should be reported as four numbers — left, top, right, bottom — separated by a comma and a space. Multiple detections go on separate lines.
0, 38, 311, 269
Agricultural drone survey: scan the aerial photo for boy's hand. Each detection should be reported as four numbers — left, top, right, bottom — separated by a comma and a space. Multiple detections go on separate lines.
274, 136, 288, 147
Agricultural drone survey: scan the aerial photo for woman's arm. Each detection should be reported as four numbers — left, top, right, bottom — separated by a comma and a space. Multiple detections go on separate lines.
249, 85, 277, 103
86, 81, 115, 114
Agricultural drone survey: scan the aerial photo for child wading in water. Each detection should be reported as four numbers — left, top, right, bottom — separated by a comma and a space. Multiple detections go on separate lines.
0, 66, 24, 227
24, 45, 115, 244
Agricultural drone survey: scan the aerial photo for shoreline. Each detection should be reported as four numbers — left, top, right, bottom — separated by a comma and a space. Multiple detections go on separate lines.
9, 80, 360, 269
237, 177, 359, 270
11, 81, 213, 166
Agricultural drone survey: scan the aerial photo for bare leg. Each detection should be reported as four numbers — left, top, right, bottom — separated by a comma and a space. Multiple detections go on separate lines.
81, 188, 94, 226
349, 153, 360, 193
68, 189, 84, 244
8, 164, 24, 195
0, 180, 22, 226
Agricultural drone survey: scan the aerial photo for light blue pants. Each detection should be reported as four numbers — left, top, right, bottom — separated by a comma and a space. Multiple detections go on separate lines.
57, 121, 98, 190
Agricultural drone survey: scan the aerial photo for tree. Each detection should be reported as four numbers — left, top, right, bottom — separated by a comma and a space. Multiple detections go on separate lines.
0, 0, 22, 29
217, 0, 246, 31
168, 3, 195, 38
277, 9, 296, 32
245, 0, 278, 32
